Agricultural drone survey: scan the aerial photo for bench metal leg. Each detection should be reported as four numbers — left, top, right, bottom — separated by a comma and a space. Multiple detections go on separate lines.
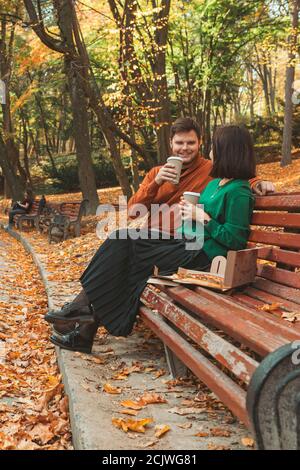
164, 344, 189, 379
162, 318, 189, 379
74, 223, 81, 237
246, 342, 300, 450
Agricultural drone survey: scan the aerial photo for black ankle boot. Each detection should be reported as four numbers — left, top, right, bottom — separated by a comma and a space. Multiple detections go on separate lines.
73, 289, 90, 308
45, 302, 94, 325
50, 322, 98, 354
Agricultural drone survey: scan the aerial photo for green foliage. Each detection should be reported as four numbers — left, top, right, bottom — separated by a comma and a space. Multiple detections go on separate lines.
249, 114, 283, 144
42, 154, 119, 191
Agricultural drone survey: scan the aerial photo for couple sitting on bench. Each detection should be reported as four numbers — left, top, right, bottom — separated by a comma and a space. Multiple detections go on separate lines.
45, 117, 275, 353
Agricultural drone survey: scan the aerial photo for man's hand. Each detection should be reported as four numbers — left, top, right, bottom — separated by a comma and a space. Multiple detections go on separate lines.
155, 163, 179, 186
253, 180, 276, 196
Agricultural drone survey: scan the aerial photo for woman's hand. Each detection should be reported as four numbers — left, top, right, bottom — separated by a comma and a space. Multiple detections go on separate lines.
179, 197, 211, 223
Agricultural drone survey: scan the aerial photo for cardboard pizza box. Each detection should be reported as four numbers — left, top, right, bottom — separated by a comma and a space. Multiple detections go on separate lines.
148, 248, 258, 291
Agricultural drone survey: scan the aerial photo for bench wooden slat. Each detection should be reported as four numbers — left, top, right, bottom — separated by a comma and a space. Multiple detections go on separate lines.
157, 285, 299, 356
249, 229, 300, 249
256, 265, 300, 289
140, 305, 250, 427
195, 287, 300, 342
253, 277, 300, 304
254, 195, 300, 210
252, 212, 300, 229
256, 247, 300, 268
231, 292, 300, 333
143, 286, 258, 384
243, 286, 300, 314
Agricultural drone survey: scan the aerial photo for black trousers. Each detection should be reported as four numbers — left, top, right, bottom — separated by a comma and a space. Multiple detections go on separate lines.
9, 208, 26, 225
80, 229, 210, 337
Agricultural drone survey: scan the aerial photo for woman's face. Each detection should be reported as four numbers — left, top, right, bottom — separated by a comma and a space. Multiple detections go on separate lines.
209, 148, 214, 163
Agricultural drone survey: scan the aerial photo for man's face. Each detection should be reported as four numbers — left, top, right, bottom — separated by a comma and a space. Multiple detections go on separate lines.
170, 130, 200, 166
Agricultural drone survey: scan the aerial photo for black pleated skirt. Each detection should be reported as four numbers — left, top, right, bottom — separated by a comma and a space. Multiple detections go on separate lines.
80, 229, 210, 337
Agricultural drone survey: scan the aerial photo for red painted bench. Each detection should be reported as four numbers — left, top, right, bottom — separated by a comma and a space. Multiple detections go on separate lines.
13, 199, 45, 230
48, 199, 88, 242
140, 192, 300, 450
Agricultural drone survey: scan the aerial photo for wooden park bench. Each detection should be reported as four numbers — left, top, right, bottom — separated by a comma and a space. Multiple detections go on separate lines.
13, 198, 46, 231
48, 199, 88, 243
140, 192, 300, 450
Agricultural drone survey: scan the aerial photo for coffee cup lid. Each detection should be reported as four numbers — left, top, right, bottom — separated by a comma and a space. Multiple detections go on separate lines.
183, 191, 201, 196
167, 156, 183, 162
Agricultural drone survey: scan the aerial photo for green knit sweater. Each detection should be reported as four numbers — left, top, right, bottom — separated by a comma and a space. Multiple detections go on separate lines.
178, 178, 255, 260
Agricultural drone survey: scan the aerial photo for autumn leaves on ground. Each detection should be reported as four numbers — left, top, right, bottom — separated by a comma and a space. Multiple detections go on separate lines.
0, 231, 72, 450
0, 157, 299, 450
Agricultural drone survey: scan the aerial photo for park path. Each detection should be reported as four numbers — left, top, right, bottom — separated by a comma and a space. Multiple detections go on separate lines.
0, 229, 72, 450
0, 226, 252, 450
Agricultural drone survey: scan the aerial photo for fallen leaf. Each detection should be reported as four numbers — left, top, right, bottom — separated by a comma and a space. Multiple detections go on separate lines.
281, 311, 300, 323
120, 400, 143, 410
241, 437, 255, 448
113, 374, 128, 381
119, 409, 138, 416
210, 427, 231, 437
29, 423, 55, 445
103, 383, 122, 394
112, 417, 153, 433
177, 422, 192, 429
155, 424, 170, 438
139, 440, 158, 448
207, 443, 230, 450
139, 393, 167, 405
258, 303, 282, 312
194, 431, 210, 437
153, 369, 166, 379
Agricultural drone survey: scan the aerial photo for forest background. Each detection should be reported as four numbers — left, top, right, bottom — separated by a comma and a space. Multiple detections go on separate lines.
0, 0, 299, 214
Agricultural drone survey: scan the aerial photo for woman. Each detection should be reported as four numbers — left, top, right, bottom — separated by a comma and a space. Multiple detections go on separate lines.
6, 189, 34, 229
46, 125, 255, 353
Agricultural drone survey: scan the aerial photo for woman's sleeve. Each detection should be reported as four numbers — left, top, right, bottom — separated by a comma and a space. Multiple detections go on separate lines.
204, 192, 254, 250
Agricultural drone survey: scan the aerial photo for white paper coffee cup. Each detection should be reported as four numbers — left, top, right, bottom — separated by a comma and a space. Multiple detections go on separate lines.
167, 156, 183, 184
183, 191, 201, 205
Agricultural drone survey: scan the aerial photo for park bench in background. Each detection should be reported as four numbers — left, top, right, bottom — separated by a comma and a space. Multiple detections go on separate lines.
140, 192, 300, 450
14, 199, 45, 230
48, 199, 88, 242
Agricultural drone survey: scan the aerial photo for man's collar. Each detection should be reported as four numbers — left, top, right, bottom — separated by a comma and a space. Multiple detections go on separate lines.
182, 153, 207, 174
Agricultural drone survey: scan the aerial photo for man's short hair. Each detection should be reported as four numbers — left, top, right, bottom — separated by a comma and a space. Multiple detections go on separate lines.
170, 117, 201, 140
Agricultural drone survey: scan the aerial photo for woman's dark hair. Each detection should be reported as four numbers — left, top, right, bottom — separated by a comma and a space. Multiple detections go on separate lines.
210, 125, 256, 179
25, 188, 34, 201
170, 117, 201, 140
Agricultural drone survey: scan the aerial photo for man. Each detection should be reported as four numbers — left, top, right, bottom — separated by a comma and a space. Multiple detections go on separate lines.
46, 117, 275, 346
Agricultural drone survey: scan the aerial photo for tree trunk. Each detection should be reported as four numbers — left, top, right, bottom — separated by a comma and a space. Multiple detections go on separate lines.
57, 7, 99, 214
152, 0, 172, 163
0, 18, 27, 192
281, 0, 299, 167
0, 133, 25, 200
201, 88, 212, 158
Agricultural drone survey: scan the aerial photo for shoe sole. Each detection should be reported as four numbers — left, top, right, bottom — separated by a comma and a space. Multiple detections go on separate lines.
50, 335, 92, 354
45, 314, 94, 325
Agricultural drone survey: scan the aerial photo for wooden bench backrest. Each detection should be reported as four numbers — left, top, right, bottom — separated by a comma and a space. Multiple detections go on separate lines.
249, 193, 300, 289
27, 200, 40, 214
59, 199, 88, 221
